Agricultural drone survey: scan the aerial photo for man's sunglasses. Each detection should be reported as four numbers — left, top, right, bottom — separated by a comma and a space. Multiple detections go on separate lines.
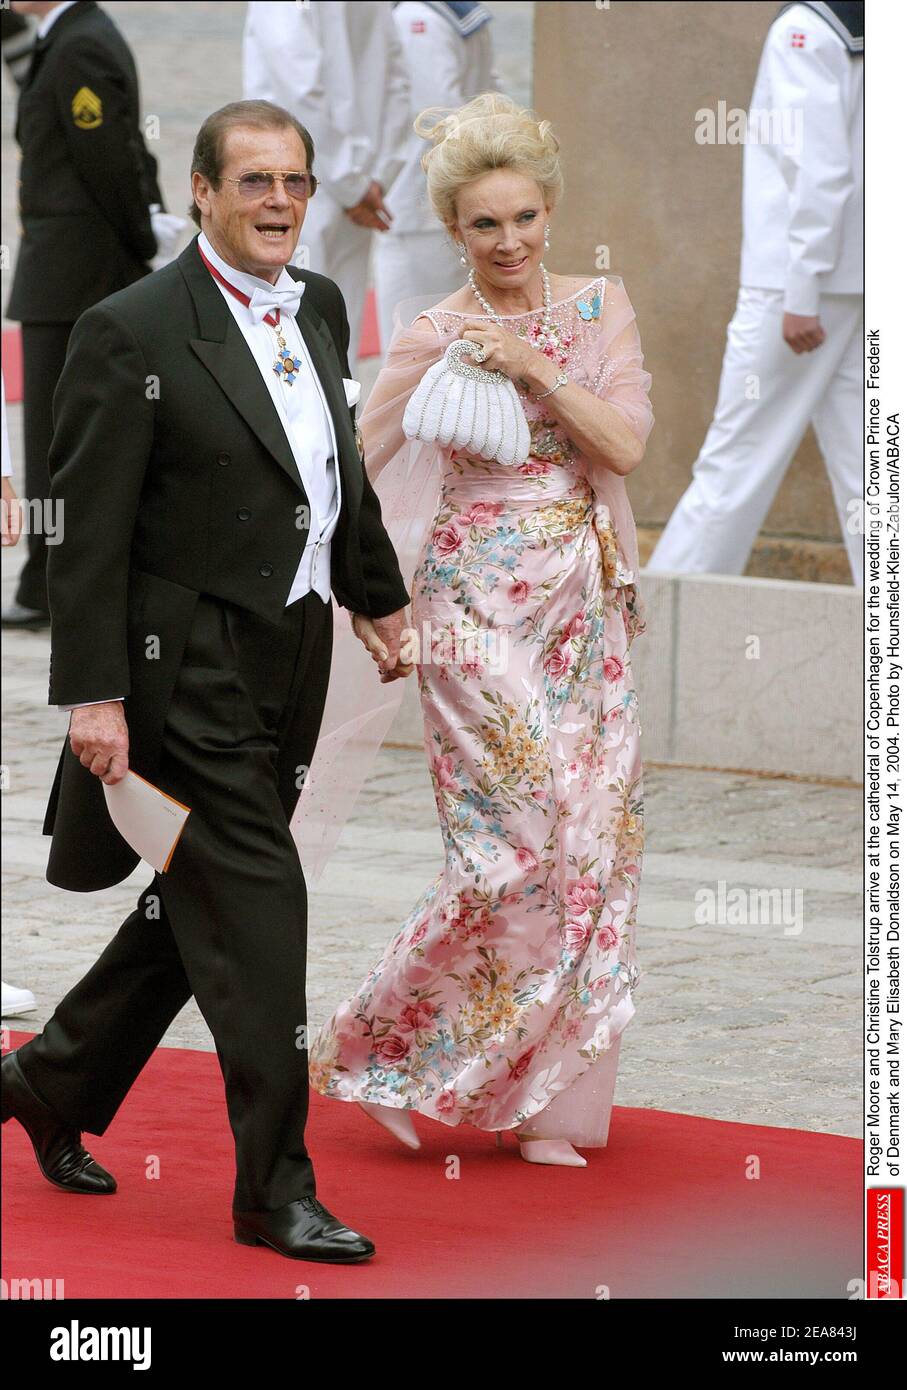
221, 170, 318, 200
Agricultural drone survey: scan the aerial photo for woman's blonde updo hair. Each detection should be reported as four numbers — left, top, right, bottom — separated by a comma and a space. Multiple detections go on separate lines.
415, 92, 563, 231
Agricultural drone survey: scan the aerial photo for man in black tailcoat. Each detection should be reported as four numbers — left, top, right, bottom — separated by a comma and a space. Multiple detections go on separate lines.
1, 99, 412, 1263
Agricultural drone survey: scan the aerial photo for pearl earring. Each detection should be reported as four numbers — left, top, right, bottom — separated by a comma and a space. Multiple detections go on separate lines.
456, 240, 467, 266
544, 224, 551, 250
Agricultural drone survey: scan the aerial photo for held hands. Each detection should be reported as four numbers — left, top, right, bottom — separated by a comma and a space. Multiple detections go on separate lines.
783, 313, 825, 354
351, 608, 416, 683
69, 702, 129, 784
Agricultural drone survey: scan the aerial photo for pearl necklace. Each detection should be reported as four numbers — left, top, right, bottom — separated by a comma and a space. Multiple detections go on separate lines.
466, 261, 552, 325
468, 262, 552, 332
469, 259, 561, 358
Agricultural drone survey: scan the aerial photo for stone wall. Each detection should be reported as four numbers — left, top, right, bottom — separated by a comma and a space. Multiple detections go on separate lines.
533, 0, 855, 583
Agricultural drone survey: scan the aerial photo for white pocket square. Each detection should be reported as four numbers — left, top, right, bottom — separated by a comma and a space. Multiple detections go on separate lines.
342, 377, 361, 408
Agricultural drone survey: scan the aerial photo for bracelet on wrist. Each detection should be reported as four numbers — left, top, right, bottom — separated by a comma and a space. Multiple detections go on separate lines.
532, 369, 569, 400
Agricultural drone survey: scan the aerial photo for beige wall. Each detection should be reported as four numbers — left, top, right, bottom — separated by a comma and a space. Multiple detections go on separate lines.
535, 0, 853, 582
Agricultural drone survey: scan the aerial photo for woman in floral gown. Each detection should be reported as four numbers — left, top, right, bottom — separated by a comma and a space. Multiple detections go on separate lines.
308, 94, 654, 1166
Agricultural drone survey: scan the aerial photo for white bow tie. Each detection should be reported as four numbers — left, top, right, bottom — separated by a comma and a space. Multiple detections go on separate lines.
246, 281, 305, 323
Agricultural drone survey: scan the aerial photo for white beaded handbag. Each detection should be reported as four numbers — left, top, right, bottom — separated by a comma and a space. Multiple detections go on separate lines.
402, 338, 531, 467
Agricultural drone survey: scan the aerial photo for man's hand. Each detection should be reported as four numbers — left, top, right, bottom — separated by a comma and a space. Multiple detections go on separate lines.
344, 180, 393, 231
352, 608, 415, 682
783, 313, 825, 354
69, 701, 129, 784
1, 477, 22, 547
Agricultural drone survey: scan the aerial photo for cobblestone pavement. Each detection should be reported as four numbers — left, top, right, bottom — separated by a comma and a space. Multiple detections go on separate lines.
1, 4, 860, 1140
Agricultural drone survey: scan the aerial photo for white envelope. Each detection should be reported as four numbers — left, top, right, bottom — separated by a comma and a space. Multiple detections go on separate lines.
102, 770, 191, 873
342, 377, 361, 407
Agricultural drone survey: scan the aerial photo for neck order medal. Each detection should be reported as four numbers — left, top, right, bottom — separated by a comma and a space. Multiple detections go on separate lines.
271, 317, 302, 387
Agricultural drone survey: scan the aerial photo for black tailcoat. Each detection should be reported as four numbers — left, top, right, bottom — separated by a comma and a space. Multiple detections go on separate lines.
42, 237, 410, 891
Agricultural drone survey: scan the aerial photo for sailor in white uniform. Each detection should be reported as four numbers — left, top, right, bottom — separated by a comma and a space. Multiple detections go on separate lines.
649, 1, 864, 585
242, 1, 411, 374
375, 0, 499, 352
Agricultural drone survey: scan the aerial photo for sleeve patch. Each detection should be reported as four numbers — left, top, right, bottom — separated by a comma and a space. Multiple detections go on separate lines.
71, 86, 103, 129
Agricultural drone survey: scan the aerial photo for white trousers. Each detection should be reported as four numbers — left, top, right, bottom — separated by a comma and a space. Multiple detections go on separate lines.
297, 192, 372, 377
374, 229, 463, 353
648, 286, 863, 585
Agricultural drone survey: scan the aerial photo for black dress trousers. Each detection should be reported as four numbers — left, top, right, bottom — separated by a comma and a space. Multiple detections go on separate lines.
16, 584, 333, 1212
15, 323, 73, 613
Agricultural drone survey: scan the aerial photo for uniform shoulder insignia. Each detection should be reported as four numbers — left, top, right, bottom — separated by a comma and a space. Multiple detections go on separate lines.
71, 86, 103, 129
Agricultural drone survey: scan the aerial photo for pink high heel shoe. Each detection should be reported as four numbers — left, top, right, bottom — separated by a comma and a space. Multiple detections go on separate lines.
495, 1130, 587, 1167
357, 1100, 421, 1150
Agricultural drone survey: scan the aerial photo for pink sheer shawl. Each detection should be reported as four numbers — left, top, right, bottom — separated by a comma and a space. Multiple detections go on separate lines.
290, 276, 654, 881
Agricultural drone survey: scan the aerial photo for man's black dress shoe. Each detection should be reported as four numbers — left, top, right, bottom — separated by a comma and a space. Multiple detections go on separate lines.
1, 1051, 117, 1194
1, 602, 50, 631
233, 1196, 375, 1262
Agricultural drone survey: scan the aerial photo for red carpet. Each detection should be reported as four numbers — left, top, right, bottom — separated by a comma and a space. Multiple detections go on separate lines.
2, 327, 24, 404
1, 293, 380, 407
2, 1034, 861, 1299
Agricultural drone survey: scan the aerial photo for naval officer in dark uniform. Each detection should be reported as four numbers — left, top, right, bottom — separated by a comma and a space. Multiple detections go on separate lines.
4, 1, 162, 629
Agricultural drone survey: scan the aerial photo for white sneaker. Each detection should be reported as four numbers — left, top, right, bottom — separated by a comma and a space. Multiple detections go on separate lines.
1, 981, 37, 1017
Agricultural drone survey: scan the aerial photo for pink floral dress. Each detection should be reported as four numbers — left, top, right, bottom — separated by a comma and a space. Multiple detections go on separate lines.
309, 277, 651, 1142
